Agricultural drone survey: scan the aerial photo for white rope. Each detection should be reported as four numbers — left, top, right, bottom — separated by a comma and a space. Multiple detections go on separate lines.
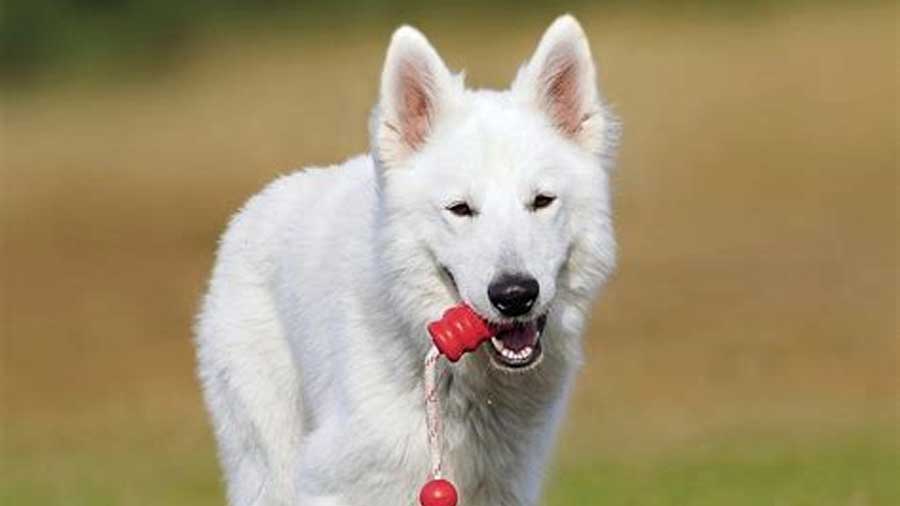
423, 345, 444, 479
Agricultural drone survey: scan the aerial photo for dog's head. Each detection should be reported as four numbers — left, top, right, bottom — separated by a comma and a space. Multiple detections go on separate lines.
371, 16, 617, 372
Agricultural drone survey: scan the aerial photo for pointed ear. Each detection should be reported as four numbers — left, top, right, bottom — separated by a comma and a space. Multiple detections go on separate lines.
373, 26, 457, 169
513, 15, 608, 154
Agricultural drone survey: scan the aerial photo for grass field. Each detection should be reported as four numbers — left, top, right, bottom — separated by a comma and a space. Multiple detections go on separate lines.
1, 2, 897, 505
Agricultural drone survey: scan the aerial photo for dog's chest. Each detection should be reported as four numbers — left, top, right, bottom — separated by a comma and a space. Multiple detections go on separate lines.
436, 392, 548, 505
332, 390, 545, 506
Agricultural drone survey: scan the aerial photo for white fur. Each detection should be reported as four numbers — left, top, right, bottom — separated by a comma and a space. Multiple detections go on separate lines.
195, 15, 617, 506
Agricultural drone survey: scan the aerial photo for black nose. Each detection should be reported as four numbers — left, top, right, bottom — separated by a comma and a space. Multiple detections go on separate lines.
488, 273, 539, 317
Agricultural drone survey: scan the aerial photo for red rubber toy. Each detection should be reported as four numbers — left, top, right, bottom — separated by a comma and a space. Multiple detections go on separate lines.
427, 304, 493, 362
419, 478, 458, 506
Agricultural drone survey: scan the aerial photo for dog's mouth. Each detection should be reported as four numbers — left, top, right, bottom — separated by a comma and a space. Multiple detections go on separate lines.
488, 314, 546, 370
440, 264, 546, 370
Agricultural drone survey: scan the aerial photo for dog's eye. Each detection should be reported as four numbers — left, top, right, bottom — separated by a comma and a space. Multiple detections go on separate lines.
531, 194, 557, 211
446, 202, 475, 217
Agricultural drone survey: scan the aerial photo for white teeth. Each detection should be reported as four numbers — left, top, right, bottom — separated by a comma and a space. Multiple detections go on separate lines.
493, 341, 535, 363
516, 346, 533, 360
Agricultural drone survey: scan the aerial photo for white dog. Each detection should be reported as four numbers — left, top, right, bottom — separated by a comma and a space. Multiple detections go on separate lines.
195, 14, 618, 506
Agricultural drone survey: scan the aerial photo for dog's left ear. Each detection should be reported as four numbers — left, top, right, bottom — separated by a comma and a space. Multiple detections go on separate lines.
513, 15, 608, 154
373, 26, 458, 169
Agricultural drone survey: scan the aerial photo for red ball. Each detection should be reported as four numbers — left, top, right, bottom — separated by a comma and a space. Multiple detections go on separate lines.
419, 479, 458, 506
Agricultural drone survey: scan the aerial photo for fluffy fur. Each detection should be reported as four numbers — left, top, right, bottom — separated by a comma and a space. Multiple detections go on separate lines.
195, 15, 618, 506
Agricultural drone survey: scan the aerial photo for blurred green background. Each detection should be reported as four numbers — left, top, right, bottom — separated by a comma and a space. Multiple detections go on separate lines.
0, 1, 896, 505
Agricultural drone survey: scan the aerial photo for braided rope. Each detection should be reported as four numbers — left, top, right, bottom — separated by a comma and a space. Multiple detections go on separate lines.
423, 345, 444, 479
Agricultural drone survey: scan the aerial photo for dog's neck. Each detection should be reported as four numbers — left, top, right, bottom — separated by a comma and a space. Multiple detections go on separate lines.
438, 341, 578, 504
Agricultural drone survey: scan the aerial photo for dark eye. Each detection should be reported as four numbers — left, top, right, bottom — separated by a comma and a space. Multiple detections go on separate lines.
531, 194, 557, 210
446, 201, 475, 217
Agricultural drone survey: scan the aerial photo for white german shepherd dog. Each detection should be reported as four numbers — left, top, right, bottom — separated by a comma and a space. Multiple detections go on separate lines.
195, 15, 618, 506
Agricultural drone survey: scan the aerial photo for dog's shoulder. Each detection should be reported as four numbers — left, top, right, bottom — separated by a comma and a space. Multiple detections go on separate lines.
214, 154, 376, 277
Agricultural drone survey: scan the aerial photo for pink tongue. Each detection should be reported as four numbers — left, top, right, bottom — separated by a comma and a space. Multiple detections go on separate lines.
498, 324, 537, 352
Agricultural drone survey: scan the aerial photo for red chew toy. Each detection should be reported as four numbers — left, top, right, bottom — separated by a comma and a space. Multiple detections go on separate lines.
419, 479, 458, 506
427, 304, 493, 362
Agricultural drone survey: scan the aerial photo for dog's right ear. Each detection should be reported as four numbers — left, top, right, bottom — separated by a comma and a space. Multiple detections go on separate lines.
373, 26, 458, 169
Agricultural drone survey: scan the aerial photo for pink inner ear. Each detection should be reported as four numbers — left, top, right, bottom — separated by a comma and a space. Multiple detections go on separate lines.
400, 61, 433, 150
542, 52, 583, 137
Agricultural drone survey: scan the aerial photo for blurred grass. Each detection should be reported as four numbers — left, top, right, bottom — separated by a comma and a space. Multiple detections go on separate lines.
549, 430, 899, 506
1, 1, 897, 504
